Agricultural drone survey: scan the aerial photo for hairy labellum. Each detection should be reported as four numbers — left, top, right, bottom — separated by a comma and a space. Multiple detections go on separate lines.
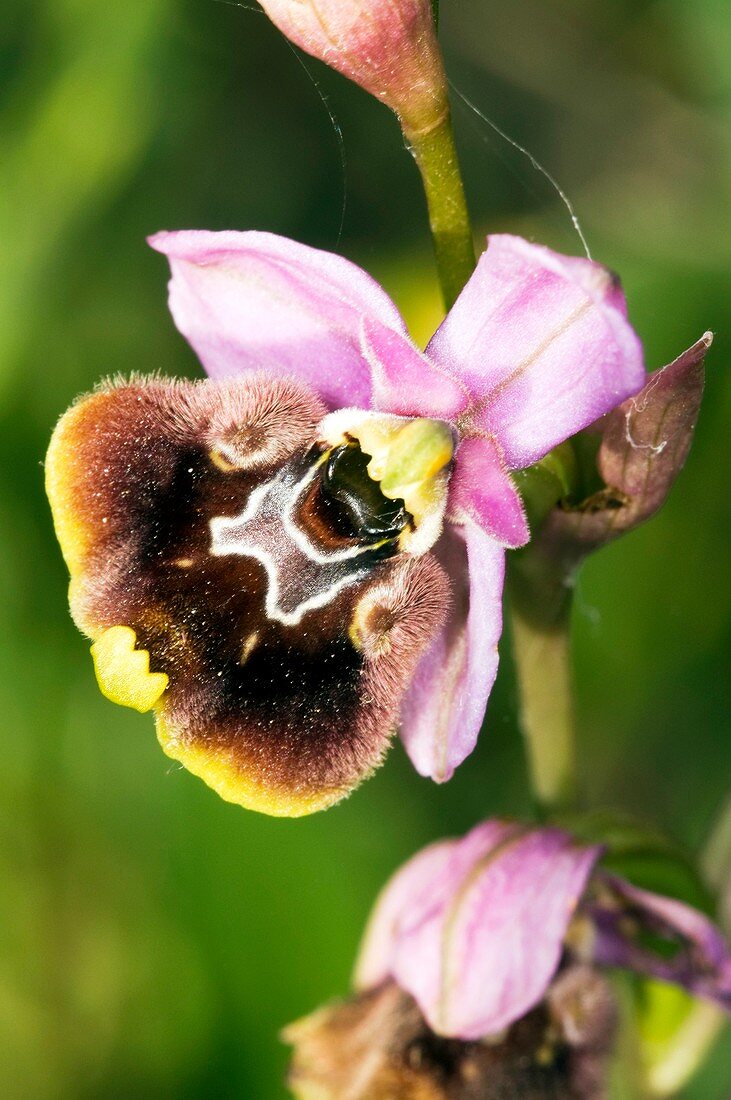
285, 972, 617, 1100
46, 375, 450, 815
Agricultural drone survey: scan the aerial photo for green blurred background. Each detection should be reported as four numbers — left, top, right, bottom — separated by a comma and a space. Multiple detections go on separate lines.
1, 0, 729, 1095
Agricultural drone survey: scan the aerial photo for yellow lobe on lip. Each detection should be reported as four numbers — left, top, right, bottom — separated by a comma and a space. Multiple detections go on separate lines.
91, 626, 168, 713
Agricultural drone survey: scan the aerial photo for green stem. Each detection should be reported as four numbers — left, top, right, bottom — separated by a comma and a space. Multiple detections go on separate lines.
404, 111, 475, 309
403, 71, 573, 809
508, 551, 578, 814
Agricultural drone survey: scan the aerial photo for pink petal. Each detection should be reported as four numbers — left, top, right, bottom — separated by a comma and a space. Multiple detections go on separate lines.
149, 230, 409, 410
355, 821, 518, 990
426, 235, 646, 469
361, 318, 469, 421
354, 839, 458, 990
398, 521, 505, 782
393, 828, 602, 1039
447, 435, 529, 548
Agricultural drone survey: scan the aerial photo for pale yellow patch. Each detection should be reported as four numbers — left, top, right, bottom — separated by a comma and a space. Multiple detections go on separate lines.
348, 592, 393, 658
91, 625, 168, 712
348, 616, 364, 653
209, 446, 238, 472
239, 631, 260, 665
320, 414, 454, 562
353, 416, 454, 527
535, 1041, 557, 1067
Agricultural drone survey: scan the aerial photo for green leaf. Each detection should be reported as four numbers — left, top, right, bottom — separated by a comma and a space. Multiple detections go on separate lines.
635, 980, 726, 1097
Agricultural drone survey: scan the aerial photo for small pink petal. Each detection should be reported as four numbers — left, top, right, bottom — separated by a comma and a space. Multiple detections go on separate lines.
361, 318, 469, 421
448, 436, 529, 548
398, 522, 504, 782
393, 828, 602, 1039
426, 234, 645, 469
149, 230, 408, 410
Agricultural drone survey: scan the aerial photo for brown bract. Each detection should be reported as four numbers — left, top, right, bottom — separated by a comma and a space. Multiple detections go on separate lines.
46, 375, 449, 816
547, 333, 709, 557
284, 970, 617, 1100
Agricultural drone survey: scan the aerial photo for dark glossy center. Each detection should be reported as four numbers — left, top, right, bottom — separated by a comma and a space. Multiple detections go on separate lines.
319, 443, 411, 544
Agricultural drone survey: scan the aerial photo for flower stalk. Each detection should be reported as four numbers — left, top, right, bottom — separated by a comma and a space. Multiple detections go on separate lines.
508, 334, 710, 814
256, 0, 475, 305
508, 557, 578, 814
507, 445, 581, 813
404, 111, 475, 309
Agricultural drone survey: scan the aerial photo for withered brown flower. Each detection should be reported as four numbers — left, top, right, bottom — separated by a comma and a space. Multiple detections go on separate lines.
284, 970, 617, 1100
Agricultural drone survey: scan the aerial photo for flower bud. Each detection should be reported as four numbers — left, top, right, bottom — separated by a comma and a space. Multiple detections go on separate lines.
258, 0, 449, 135
287, 819, 731, 1096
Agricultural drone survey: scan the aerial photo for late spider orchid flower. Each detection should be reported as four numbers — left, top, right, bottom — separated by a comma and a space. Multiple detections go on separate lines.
355, 821, 731, 1040
46, 232, 644, 816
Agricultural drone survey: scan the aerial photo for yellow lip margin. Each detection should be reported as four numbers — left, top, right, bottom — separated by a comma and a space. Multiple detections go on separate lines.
45, 393, 108, 579
155, 713, 359, 818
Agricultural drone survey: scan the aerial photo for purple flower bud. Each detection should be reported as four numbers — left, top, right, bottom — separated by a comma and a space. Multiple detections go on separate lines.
355, 821, 731, 1041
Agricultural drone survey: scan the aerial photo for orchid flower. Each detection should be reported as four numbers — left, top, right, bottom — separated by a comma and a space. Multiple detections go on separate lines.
46, 231, 644, 816
355, 820, 731, 1040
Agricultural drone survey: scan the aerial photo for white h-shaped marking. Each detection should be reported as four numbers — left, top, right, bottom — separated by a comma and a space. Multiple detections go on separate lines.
210, 465, 376, 627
